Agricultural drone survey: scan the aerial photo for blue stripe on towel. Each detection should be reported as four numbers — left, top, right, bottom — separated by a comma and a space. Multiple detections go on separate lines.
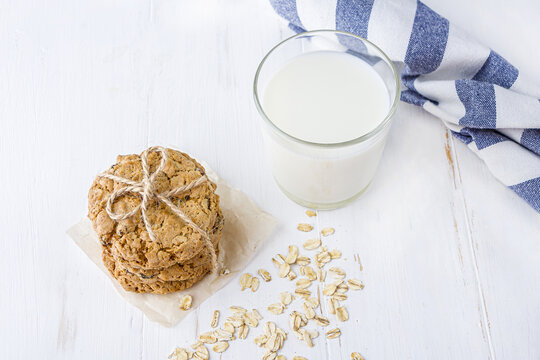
455, 79, 497, 129
401, 89, 428, 106
473, 50, 519, 89
269, 0, 303, 29
509, 177, 540, 212
404, 1, 449, 74
521, 129, 540, 156
451, 130, 473, 145
456, 128, 507, 150
336, 0, 375, 39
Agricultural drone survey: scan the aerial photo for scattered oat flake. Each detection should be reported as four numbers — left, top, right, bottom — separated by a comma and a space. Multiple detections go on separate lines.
210, 310, 220, 328
314, 315, 330, 327
305, 210, 317, 217
280, 291, 293, 306
251, 277, 260, 292
268, 303, 285, 315
240, 273, 253, 291
293, 357, 308, 360
297, 223, 313, 232
303, 238, 321, 250
321, 227, 335, 237
179, 295, 192, 311
168, 348, 190, 360
279, 262, 291, 278
326, 328, 341, 339
212, 341, 229, 353
258, 268, 272, 282
285, 245, 299, 264
351, 352, 365, 360
348, 278, 365, 290
304, 266, 317, 281
287, 271, 297, 281
336, 306, 349, 322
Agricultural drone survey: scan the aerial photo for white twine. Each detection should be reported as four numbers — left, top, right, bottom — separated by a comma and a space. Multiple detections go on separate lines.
98, 146, 217, 273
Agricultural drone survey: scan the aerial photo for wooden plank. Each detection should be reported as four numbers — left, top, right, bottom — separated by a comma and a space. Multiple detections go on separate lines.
0, 0, 538, 359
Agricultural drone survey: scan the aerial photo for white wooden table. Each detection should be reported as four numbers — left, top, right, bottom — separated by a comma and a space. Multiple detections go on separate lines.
1, 0, 539, 359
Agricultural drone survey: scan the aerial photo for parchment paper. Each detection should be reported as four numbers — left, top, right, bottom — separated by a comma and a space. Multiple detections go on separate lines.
67, 165, 278, 327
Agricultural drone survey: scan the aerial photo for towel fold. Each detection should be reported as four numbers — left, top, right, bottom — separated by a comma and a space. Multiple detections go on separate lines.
269, 0, 540, 211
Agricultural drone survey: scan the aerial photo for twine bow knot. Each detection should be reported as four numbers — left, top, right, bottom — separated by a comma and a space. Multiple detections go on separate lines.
98, 146, 217, 272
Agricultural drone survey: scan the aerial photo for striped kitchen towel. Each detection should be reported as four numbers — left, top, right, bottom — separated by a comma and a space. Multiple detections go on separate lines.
269, 0, 540, 212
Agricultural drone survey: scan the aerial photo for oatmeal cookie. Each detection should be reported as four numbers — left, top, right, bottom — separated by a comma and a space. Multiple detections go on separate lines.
88, 148, 224, 294
88, 149, 222, 270
109, 217, 223, 282
102, 247, 206, 294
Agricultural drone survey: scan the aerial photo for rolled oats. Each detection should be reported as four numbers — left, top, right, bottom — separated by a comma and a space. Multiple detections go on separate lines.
321, 227, 335, 237
262, 352, 277, 360
212, 341, 229, 353
347, 279, 365, 290
258, 269, 272, 282
168, 348, 190, 360
230, 306, 247, 314
351, 352, 365, 360
251, 277, 260, 292
280, 292, 293, 306
336, 306, 349, 322
323, 283, 337, 296
305, 210, 317, 217
316, 268, 326, 282
296, 256, 311, 266
210, 310, 220, 328
303, 238, 321, 250
327, 298, 337, 315
326, 328, 341, 339
329, 267, 346, 278
215, 328, 234, 341
296, 278, 312, 289
268, 303, 285, 315
254, 334, 268, 346
313, 315, 329, 327
251, 309, 263, 320
285, 245, 299, 264
333, 293, 348, 301
199, 331, 217, 344
287, 271, 297, 281
223, 321, 235, 334
279, 263, 291, 278
295, 288, 311, 298
305, 296, 319, 308
240, 273, 253, 291
302, 302, 315, 319
316, 251, 331, 265
239, 324, 249, 339
329, 249, 341, 259
179, 295, 193, 311
303, 266, 317, 281
300, 329, 313, 347
297, 223, 313, 232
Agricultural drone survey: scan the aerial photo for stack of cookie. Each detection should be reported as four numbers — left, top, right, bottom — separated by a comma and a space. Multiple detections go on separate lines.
88, 148, 224, 294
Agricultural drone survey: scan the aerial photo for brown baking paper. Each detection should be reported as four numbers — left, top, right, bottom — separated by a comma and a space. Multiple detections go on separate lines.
67, 165, 277, 327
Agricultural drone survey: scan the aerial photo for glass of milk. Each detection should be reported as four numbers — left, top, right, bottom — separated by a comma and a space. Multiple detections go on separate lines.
254, 30, 399, 210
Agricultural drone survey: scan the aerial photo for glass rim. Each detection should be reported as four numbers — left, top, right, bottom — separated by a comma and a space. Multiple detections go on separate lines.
253, 29, 400, 148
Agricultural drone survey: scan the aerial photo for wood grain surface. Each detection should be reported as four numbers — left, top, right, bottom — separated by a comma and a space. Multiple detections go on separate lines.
0, 0, 538, 359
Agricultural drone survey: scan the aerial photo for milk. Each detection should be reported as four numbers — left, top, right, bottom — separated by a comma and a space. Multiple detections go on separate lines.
263, 51, 390, 144
260, 50, 395, 208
